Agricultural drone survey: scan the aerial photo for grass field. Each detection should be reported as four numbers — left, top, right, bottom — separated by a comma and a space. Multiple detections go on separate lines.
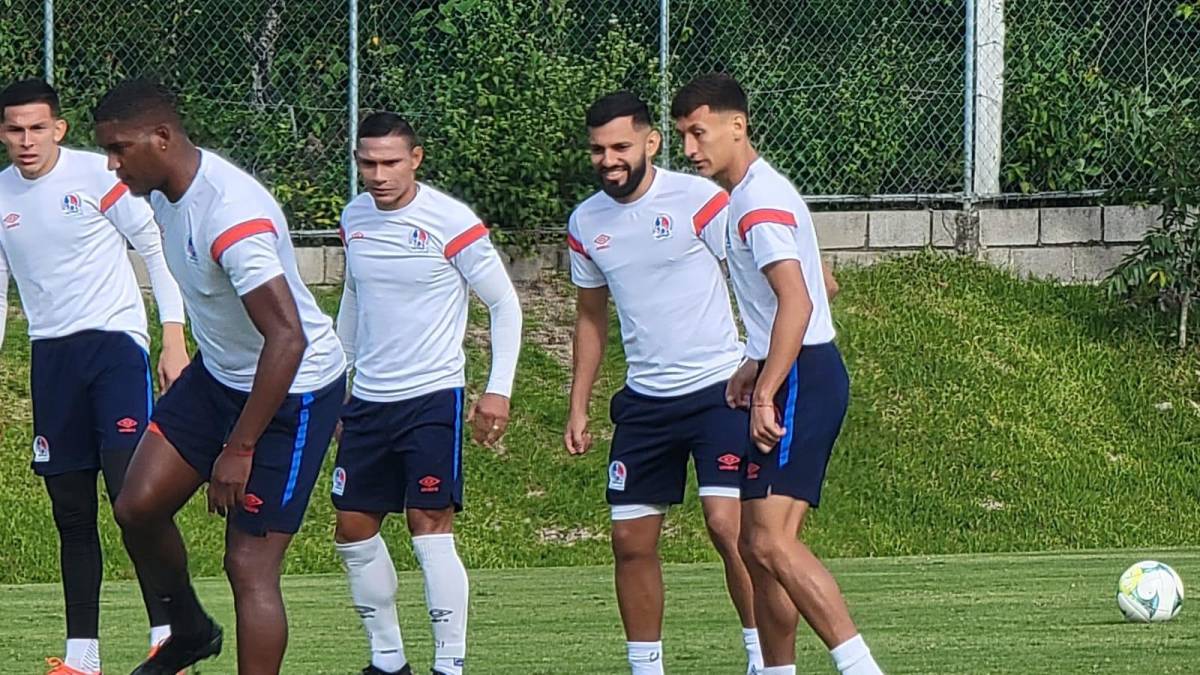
3, 254, 1200, 584
0, 549, 1196, 673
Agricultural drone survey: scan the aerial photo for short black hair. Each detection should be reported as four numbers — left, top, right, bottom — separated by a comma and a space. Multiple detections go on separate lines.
585, 91, 651, 129
670, 73, 749, 119
93, 77, 181, 126
358, 111, 419, 146
0, 78, 60, 117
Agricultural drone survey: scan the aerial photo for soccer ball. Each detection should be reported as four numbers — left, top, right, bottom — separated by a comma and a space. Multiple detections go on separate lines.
1117, 560, 1184, 623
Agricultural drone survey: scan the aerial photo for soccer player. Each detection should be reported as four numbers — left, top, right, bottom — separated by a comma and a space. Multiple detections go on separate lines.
331, 112, 522, 675
92, 78, 347, 675
564, 91, 763, 675
671, 73, 884, 675
0, 77, 188, 675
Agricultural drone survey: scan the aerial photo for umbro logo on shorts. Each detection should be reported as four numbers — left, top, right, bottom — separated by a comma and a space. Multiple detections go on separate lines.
243, 493, 263, 514
747, 462, 761, 480
116, 417, 139, 434
418, 475, 441, 493
717, 453, 741, 471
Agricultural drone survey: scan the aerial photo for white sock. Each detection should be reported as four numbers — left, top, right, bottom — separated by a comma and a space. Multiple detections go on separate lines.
413, 534, 468, 675
626, 640, 665, 675
337, 534, 407, 673
150, 625, 172, 648
743, 627, 764, 673
64, 638, 100, 672
761, 667, 796, 675
831, 634, 883, 675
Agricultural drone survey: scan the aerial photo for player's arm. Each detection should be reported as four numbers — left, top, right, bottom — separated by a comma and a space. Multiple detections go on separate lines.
0, 243, 9, 350
334, 227, 358, 372
449, 225, 523, 448
206, 220, 308, 515
564, 223, 608, 455
823, 261, 840, 300
104, 180, 190, 389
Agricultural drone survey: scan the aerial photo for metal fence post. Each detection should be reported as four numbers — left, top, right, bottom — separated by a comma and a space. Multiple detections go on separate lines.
348, 0, 360, 198
658, 0, 670, 169
962, 0, 975, 204
43, 0, 54, 85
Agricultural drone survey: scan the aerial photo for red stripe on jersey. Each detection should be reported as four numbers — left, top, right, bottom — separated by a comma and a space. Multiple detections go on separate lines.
692, 191, 730, 235
566, 233, 590, 259
99, 182, 129, 213
210, 218, 277, 261
737, 208, 797, 240
444, 223, 489, 259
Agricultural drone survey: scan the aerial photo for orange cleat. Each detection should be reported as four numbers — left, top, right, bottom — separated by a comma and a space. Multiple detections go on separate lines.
44, 657, 100, 675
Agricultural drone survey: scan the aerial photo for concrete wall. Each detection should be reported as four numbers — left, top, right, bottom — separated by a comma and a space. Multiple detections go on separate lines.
127, 205, 1158, 287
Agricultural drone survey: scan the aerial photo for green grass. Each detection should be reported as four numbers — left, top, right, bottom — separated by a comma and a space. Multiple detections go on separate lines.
2, 254, 1200, 584
1, 549, 1198, 673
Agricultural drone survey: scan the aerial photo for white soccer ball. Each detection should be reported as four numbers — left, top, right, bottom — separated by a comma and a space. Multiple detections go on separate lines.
1117, 560, 1184, 623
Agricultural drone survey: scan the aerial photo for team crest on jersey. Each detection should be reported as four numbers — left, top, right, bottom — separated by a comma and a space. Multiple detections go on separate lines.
2, 212, 20, 229
332, 467, 347, 496
409, 227, 430, 251
608, 460, 627, 491
33, 436, 50, 463
652, 214, 673, 240
61, 193, 82, 215
593, 233, 612, 250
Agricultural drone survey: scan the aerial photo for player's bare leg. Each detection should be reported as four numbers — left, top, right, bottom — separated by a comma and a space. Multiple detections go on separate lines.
740, 496, 857, 663
702, 495, 763, 671
224, 526, 294, 675
611, 514, 665, 641
115, 428, 222, 673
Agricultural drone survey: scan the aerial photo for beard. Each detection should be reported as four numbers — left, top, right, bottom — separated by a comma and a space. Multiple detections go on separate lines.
597, 155, 649, 200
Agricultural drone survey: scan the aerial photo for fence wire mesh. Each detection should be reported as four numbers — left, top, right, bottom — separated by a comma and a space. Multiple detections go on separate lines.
5, 0, 1199, 229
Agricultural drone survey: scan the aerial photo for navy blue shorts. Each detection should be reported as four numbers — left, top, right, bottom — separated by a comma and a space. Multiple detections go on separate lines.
606, 380, 749, 506
742, 343, 849, 506
332, 388, 465, 513
30, 330, 152, 477
150, 353, 345, 536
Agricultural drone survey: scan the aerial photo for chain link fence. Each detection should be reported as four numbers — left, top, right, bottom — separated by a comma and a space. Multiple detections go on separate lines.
4, 0, 1199, 229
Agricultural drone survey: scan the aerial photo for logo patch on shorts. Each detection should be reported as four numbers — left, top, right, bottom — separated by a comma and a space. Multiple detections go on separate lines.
243, 493, 263, 514
116, 417, 139, 434
608, 460, 627, 491
418, 475, 441, 493
332, 467, 347, 496
747, 462, 761, 480
717, 453, 741, 471
33, 436, 50, 462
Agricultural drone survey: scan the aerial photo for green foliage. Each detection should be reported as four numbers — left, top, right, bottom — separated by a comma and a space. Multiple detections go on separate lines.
3, 256, 1200, 585
1106, 74, 1200, 348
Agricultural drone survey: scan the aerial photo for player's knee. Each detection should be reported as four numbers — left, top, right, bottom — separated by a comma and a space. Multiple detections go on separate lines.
742, 531, 786, 574
223, 547, 267, 590
406, 507, 454, 537
112, 491, 154, 533
704, 514, 741, 558
611, 525, 656, 564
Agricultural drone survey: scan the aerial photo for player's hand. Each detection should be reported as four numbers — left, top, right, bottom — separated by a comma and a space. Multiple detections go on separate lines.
564, 411, 592, 455
208, 445, 253, 517
157, 323, 190, 393
750, 403, 786, 453
726, 359, 759, 409
333, 419, 344, 446
467, 393, 510, 447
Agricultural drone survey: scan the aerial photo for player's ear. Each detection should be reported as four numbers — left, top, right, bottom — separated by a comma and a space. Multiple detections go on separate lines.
410, 144, 424, 172
53, 117, 68, 143
645, 128, 662, 159
731, 113, 748, 142
151, 123, 172, 151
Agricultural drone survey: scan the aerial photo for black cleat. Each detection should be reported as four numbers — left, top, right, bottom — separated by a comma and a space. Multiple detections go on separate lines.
357, 662, 410, 672
360, 665, 412, 675
129, 620, 223, 674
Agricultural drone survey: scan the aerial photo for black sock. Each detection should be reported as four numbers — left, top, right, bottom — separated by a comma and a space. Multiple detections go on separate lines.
160, 584, 210, 637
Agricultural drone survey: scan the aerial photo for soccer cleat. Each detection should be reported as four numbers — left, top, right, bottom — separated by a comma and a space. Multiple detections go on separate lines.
360, 665, 412, 675
146, 643, 187, 675
128, 621, 222, 675
44, 658, 100, 675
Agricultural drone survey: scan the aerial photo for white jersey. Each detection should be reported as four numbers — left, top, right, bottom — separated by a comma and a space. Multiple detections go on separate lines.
567, 167, 743, 397
150, 149, 345, 393
336, 184, 522, 402
0, 146, 185, 351
726, 157, 835, 360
